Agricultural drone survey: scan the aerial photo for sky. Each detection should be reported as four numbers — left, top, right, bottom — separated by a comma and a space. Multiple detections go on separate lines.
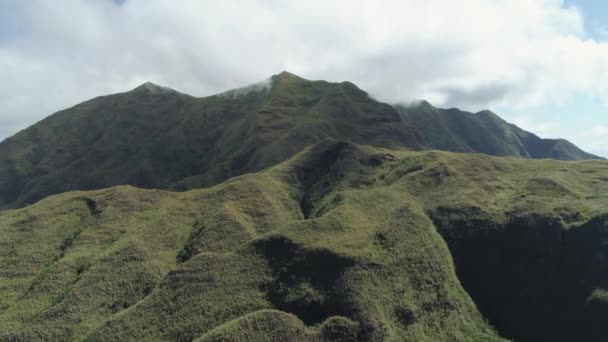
0, 0, 606, 157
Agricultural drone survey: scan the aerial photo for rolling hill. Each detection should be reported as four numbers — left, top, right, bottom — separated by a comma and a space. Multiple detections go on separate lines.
1, 140, 607, 341
396, 101, 602, 160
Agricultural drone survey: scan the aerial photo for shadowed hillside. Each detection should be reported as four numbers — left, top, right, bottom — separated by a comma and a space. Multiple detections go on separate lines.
1, 139, 607, 341
397, 101, 602, 160
0, 72, 427, 209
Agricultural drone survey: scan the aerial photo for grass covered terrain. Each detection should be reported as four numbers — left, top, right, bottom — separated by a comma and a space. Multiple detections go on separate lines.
0, 72, 426, 210
1, 139, 606, 341
397, 101, 602, 160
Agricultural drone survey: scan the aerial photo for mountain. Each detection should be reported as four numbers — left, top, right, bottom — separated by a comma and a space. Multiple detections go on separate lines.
1, 73, 608, 341
0, 72, 599, 210
396, 101, 602, 160
0, 72, 426, 210
1, 140, 607, 341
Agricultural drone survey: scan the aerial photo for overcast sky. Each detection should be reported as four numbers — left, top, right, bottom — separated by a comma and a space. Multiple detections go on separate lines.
0, 0, 607, 157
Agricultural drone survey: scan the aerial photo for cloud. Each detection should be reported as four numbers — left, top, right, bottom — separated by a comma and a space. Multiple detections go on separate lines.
435, 82, 514, 109
0, 0, 606, 156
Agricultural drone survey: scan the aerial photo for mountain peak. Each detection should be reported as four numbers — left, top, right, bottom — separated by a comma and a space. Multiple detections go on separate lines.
276, 70, 298, 77
476, 109, 498, 117
132, 81, 175, 94
217, 77, 273, 98
272, 71, 306, 82
418, 99, 434, 108
395, 99, 434, 111
216, 71, 306, 98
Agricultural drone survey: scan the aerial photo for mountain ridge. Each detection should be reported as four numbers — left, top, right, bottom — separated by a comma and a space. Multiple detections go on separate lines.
396, 101, 602, 160
0, 72, 601, 212
0, 72, 427, 209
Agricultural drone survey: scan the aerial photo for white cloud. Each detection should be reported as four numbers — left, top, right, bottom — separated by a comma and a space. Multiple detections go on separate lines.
0, 0, 606, 156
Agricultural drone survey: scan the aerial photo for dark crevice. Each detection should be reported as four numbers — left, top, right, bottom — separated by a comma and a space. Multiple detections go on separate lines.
176, 220, 206, 263
296, 141, 349, 219
294, 140, 391, 220
108, 281, 156, 314
253, 235, 356, 325
431, 208, 608, 341
83, 197, 102, 216
59, 229, 83, 258
18, 227, 85, 302
394, 306, 417, 326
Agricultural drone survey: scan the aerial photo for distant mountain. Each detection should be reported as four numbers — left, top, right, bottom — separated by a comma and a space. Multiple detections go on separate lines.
0, 72, 426, 209
396, 101, 602, 161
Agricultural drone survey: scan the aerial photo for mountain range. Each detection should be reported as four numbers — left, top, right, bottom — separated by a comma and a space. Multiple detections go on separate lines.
0, 72, 607, 341
397, 101, 601, 160
0, 72, 600, 210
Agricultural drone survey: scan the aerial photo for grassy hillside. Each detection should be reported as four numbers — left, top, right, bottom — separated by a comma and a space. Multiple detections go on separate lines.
1, 139, 607, 341
397, 101, 601, 160
0, 72, 426, 210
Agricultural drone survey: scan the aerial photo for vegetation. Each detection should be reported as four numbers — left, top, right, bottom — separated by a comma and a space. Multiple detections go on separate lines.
1, 139, 607, 341
397, 101, 602, 160
0, 73, 606, 340
0, 72, 426, 209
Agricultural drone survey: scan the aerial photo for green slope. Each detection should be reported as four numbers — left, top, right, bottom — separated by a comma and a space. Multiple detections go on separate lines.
0, 72, 426, 210
1, 139, 607, 341
397, 101, 602, 160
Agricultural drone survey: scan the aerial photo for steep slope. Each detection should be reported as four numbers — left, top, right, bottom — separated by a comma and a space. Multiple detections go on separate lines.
1, 139, 607, 341
0, 72, 427, 209
397, 101, 601, 160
